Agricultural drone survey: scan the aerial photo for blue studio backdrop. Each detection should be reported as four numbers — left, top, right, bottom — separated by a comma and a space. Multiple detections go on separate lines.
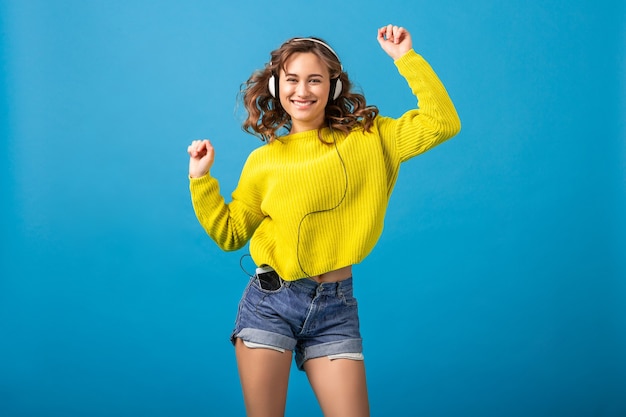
1, 1, 625, 416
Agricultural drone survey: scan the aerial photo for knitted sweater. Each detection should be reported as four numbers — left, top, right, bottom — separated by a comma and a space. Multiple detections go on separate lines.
190, 49, 461, 281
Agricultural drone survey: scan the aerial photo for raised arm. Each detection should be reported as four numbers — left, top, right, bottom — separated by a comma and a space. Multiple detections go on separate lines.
375, 24, 461, 162
188, 139, 264, 251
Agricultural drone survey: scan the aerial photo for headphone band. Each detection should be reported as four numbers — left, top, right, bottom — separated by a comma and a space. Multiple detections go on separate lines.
289, 38, 343, 70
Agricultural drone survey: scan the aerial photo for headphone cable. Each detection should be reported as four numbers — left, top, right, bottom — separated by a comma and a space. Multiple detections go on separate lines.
296, 128, 348, 277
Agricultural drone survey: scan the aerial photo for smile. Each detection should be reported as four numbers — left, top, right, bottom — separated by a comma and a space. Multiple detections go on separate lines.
291, 99, 316, 108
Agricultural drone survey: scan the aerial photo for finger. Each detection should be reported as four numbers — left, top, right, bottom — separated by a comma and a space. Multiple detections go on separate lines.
191, 141, 202, 156
189, 139, 209, 157
196, 139, 210, 150
202, 140, 213, 154
386, 24, 394, 41
377, 25, 387, 41
378, 24, 391, 41
393, 26, 404, 44
189, 146, 202, 158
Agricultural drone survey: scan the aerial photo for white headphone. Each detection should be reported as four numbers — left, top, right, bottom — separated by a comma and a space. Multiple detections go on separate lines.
268, 38, 343, 101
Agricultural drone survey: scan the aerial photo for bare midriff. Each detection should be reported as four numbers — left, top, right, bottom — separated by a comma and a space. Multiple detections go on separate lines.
308, 265, 353, 283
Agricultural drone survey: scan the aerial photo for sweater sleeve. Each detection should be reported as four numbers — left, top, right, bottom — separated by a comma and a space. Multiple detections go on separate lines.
377, 49, 461, 163
189, 162, 265, 251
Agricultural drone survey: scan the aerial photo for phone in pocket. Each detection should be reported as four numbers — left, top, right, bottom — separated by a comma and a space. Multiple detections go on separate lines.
256, 266, 281, 291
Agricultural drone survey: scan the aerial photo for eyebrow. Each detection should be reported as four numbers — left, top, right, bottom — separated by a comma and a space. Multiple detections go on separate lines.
283, 72, 325, 78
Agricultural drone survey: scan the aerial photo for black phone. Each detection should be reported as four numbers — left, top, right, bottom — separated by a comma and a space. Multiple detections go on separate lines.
256, 267, 281, 291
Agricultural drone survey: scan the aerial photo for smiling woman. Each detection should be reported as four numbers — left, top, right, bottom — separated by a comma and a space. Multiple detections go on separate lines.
187, 24, 460, 417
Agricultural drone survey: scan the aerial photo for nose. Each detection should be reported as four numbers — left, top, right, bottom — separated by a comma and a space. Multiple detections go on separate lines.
295, 80, 309, 96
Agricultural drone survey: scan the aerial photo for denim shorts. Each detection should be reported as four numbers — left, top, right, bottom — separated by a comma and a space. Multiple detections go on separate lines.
230, 270, 362, 371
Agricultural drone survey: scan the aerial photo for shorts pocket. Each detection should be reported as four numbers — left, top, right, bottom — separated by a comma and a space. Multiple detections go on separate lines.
254, 271, 285, 294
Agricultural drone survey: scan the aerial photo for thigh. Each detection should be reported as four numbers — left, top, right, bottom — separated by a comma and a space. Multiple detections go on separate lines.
235, 338, 292, 417
304, 357, 370, 417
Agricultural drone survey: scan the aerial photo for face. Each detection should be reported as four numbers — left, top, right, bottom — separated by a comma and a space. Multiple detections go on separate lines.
278, 52, 331, 133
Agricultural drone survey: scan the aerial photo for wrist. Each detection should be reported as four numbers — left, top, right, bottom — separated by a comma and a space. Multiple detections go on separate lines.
392, 48, 412, 62
189, 170, 209, 179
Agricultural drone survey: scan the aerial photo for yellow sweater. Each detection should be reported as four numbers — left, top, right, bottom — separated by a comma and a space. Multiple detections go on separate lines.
190, 50, 461, 281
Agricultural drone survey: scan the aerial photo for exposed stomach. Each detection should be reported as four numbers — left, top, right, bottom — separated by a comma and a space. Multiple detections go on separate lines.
308, 265, 353, 283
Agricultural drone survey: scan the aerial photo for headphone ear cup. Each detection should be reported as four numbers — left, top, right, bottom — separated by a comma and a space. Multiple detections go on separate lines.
333, 78, 343, 100
268, 74, 278, 98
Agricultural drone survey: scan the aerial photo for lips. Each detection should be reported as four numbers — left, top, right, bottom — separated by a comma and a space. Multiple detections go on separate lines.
291, 99, 316, 108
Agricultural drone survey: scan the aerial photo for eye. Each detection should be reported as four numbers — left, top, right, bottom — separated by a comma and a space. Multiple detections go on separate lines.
309, 78, 322, 84
285, 77, 297, 83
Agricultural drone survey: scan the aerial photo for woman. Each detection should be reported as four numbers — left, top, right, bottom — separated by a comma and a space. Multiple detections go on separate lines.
188, 24, 460, 417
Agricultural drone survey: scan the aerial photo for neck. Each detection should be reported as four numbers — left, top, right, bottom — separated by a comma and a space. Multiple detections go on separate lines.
290, 119, 326, 134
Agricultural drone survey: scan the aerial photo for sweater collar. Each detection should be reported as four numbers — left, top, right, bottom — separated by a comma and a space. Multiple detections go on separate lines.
275, 127, 332, 143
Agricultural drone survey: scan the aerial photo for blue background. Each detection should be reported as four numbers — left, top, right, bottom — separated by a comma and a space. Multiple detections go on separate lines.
1, 1, 625, 416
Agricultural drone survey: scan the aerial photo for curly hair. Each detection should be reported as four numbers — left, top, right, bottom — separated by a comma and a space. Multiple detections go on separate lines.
240, 37, 379, 142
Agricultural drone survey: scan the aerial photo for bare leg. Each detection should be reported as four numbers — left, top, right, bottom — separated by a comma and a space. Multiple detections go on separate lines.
304, 357, 370, 417
235, 338, 292, 417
